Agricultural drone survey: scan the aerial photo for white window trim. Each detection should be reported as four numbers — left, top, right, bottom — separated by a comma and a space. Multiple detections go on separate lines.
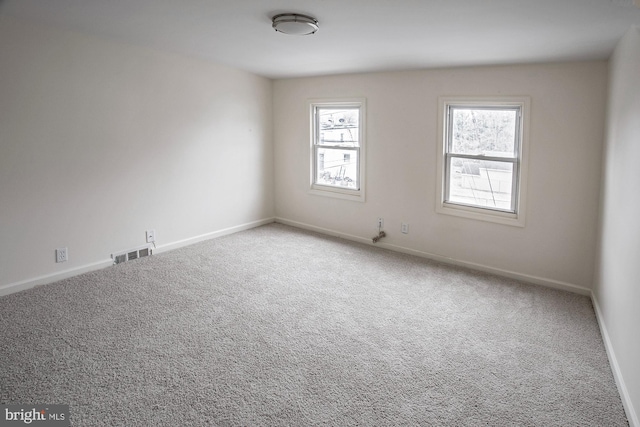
435, 96, 530, 227
308, 98, 366, 202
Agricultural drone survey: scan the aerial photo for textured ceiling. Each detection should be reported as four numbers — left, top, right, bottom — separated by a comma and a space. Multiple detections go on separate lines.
2, 0, 640, 78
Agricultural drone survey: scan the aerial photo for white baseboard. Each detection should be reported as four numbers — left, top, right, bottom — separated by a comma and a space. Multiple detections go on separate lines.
592, 294, 639, 427
155, 217, 275, 253
0, 217, 276, 298
275, 217, 591, 296
0, 259, 114, 297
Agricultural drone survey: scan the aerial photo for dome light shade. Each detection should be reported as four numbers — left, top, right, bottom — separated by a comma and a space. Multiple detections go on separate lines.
272, 13, 318, 35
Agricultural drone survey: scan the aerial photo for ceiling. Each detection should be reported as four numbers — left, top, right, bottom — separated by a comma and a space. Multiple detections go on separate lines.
2, 0, 640, 79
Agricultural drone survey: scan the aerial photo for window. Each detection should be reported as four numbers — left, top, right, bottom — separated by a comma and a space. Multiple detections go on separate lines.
436, 97, 530, 226
309, 99, 366, 201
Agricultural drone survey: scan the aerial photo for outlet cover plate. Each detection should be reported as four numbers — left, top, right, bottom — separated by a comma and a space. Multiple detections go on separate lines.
56, 247, 68, 263
146, 230, 156, 243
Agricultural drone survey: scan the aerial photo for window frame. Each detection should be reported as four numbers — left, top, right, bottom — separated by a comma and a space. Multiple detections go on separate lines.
436, 96, 530, 227
308, 98, 366, 202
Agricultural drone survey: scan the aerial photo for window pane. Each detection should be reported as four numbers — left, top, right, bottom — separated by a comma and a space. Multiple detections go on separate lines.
318, 108, 359, 146
316, 147, 358, 189
450, 108, 517, 157
447, 157, 513, 211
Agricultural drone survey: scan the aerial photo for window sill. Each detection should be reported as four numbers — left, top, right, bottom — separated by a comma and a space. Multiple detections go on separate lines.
437, 202, 525, 227
309, 185, 365, 202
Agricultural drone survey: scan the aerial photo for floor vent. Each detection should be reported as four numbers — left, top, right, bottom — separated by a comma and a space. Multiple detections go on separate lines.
112, 245, 152, 265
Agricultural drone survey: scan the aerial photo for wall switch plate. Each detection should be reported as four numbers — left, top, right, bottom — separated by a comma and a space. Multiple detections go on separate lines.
56, 247, 68, 263
146, 230, 156, 243
401, 223, 409, 234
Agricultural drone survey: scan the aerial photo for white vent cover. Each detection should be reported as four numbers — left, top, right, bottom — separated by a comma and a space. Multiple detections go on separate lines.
112, 245, 152, 265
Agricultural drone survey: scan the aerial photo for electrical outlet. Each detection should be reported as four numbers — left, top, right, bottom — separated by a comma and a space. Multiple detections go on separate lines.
56, 247, 68, 263
146, 229, 156, 243
401, 223, 409, 234
377, 218, 384, 229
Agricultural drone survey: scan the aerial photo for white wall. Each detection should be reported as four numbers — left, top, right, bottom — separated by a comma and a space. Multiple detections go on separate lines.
274, 62, 607, 292
0, 16, 274, 293
594, 26, 640, 427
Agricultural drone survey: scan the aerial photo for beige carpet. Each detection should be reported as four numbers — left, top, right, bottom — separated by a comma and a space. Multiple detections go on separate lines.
0, 223, 628, 426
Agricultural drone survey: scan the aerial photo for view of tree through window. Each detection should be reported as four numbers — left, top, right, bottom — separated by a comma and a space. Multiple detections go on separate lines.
314, 107, 360, 189
451, 109, 517, 156
446, 106, 521, 212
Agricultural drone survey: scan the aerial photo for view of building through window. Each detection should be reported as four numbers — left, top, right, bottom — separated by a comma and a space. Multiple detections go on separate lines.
315, 107, 360, 189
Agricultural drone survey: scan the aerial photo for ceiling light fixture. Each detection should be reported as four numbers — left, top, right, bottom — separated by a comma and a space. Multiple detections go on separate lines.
272, 13, 318, 36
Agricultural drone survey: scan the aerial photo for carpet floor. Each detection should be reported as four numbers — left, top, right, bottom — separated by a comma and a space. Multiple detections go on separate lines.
0, 223, 628, 426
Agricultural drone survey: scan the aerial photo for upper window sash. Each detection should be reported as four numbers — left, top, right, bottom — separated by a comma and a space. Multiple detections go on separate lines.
445, 105, 522, 158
